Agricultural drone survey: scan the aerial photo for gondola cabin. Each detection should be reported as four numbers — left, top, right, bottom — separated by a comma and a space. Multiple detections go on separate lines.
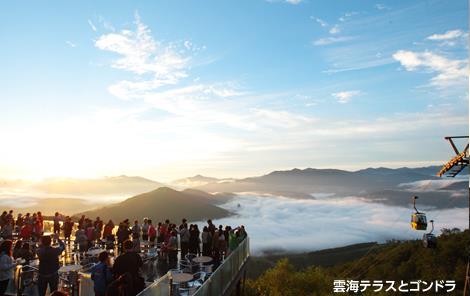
411, 196, 427, 230
422, 220, 437, 248
411, 213, 427, 230
423, 233, 437, 248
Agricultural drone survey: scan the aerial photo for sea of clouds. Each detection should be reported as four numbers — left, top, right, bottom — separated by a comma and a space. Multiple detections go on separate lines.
201, 193, 468, 255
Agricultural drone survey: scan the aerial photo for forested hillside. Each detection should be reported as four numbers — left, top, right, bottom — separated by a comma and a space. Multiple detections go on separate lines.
247, 229, 468, 295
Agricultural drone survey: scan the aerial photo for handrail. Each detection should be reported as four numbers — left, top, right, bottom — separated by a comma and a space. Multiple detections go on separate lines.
137, 272, 171, 296
193, 237, 250, 296
136, 237, 250, 296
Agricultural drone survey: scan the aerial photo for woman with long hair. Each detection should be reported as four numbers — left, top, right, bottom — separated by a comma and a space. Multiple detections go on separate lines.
0, 240, 17, 295
12, 240, 22, 259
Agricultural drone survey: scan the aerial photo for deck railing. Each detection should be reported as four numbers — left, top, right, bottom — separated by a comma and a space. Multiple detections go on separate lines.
137, 273, 171, 296
193, 237, 250, 296
137, 237, 250, 296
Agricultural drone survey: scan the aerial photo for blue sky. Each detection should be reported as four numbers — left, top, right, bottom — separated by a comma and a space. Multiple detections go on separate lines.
0, 0, 468, 181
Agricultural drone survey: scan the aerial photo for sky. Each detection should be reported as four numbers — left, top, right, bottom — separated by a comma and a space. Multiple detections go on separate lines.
0, 0, 468, 181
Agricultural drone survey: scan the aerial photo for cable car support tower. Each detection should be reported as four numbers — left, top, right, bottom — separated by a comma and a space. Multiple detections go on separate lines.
437, 136, 469, 295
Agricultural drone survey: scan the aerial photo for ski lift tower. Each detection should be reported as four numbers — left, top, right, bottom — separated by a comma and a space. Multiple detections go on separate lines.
437, 136, 469, 295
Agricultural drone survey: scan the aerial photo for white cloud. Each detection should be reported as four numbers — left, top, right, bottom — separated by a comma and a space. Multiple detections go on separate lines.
183, 40, 192, 50
339, 11, 358, 22
95, 13, 190, 96
199, 194, 467, 254
427, 29, 464, 41
87, 19, 97, 32
399, 178, 466, 192
332, 90, 360, 103
98, 15, 115, 31
313, 36, 353, 46
329, 24, 340, 34
251, 108, 315, 128
87, 14, 468, 181
66, 41, 77, 48
375, 4, 389, 10
392, 50, 468, 88
95, 13, 315, 134
312, 17, 328, 27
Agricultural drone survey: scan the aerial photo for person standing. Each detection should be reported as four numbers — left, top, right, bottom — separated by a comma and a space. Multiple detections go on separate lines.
0, 240, 17, 296
228, 227, 240, 254
15, 214, 23, 233
53, 212, 61, 237
167, 231, 178, 265
74, 227, 88, 253
141, 218, 149, 242
90, 251, 113, 296
112, 240, 144, 295
178, 219, 190, 258
201, 226, 212, 256
0, 221, 13, 240
37, 212, 44, 236
116, 223, 130, 252
94, 217, 103, 240
161, 220, 170, 242
102, 220, 115, 250
78, 215, 86, 230
63, 217, 74, 243
19, 223, 32, 241
131, 220, 141, 241
207, 219, 216, 235
36, 234, 65, 296
0, 212, 7, 229
86, 222, 96, 248
189, 224, 200, 255
148, 220, 156, 247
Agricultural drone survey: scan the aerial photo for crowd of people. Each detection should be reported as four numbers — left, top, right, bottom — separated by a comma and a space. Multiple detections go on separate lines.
0, 210, 248, 296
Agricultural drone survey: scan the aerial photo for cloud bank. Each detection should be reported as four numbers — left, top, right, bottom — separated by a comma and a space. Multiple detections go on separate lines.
393, 50, 468, 89
201, 194, 468, 255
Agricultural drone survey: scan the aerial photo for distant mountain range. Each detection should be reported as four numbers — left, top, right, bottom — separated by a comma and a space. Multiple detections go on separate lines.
9, 198, 99, 216
76, 187, 231, 222
171, 175, 221, 188
1, 166, 466, 213
32, 175, 164, 196
195, 166, 446, 196
170, 174, 237, 189
193, 166, 468, 208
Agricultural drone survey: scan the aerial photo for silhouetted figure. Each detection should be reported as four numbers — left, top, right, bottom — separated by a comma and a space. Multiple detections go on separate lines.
37, 234, 65, 296
0, 240, 17, 296
112, 240, 144, 296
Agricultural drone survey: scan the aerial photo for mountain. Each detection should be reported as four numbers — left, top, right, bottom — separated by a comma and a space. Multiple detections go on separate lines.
5, 198, 100, 216
439, 180, 469, 191
171, 175, 236, 189
76, 187, 231, 222
171, 175, 221, 188
247, 242, 377, 279
355, 165, 445, 177
33, 175, 165, 196
364, 188, 468, 208
193, 166, 467, 208
196, 166, 443, 197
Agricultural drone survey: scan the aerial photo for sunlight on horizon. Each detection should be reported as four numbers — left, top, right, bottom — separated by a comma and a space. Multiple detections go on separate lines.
0, 1, 467, 182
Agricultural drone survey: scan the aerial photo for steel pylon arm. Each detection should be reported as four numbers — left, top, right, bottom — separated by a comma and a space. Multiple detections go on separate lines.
437, 136, 469, 178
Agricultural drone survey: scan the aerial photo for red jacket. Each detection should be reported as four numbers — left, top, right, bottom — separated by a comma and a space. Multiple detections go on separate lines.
20, 225, 32, 239
148, 225, 156, 238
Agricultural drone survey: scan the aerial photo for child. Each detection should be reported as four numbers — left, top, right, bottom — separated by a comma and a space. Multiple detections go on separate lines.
90, 251, 113, 296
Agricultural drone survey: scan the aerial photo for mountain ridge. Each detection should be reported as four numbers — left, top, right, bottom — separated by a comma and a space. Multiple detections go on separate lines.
76, 187, 231, 222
